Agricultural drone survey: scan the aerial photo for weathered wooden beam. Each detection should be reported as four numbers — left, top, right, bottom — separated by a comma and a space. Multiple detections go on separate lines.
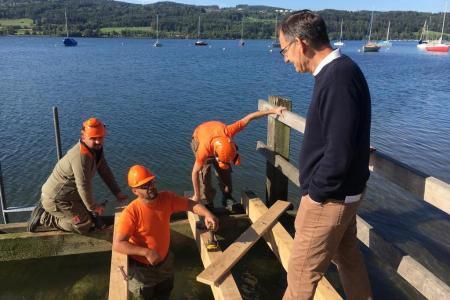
241, 191, 342, 300
357, 216, 450, 300
257, 141, 300, 187
187, 211, 242, 300
259, 99, 449, 214
0, 222, 27, 233
197, 200, 290, 286
0, 226, 113, 261
265, 96, 292, 206
108, 213, 128, 300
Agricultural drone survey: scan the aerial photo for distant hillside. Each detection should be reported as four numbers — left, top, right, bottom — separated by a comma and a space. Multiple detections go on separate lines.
0, 1, 449, 39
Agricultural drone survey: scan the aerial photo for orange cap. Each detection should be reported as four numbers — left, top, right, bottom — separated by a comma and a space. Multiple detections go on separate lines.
128, 165, 156, 187
82, 118, 106, 138
212, 137, 238, 169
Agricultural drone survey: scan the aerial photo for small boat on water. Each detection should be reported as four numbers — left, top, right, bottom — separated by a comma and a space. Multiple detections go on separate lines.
425, 1, 449, 52
154, 14, 162, 47
272, 15, 281, 48
195, 16, 208, 46
238, 19, 245, 47
378, 21, 392, 48
334, 19, 345, 47
362, 11, 380, 52
417, 19, 429, 49
63, 9, 77, 47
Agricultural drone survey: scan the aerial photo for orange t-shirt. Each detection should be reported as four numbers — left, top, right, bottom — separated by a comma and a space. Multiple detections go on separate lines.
117, 191, 189, 265
192, 120, 245, 165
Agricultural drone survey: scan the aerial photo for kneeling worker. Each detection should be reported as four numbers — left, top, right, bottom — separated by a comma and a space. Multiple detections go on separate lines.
27, 117, 128, 233
191, 107, 285, 207
113, 165, 218, 299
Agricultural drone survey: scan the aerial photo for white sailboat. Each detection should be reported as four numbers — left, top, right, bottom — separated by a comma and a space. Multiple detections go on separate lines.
195, 16, 208, 46
417, 19, 429, 50
239, 19, 245, 47
154, 14, 162, 47
425, 1, 449, 52
272, 14, 281, 48
362, 11, 380, 52
334, 19, 344, 47
378, 21, 392, 48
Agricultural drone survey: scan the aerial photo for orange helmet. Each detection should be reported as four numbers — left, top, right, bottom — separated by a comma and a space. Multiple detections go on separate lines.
212, 137, 240, 169
128, 165, 156, 187
82, 118, 106, 138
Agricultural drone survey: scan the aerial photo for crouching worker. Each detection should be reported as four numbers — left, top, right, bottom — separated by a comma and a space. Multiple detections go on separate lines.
27, 117, 128, 233
113, 165, 218, 300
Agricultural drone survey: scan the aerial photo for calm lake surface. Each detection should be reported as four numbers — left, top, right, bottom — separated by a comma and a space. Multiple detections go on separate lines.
0, 37, 449, 298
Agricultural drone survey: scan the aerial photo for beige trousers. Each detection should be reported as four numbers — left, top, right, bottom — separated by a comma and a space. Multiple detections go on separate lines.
283, 195, 373, 300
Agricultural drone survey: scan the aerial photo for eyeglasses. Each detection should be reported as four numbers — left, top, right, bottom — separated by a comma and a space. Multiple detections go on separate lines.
137, 180, 156, 190
280, 40, 295, 57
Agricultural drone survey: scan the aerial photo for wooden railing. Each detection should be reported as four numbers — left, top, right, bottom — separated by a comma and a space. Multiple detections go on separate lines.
257, 96, 450, 299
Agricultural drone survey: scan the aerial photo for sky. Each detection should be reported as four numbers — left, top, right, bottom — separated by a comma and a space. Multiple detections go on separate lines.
121, 0, 448, 13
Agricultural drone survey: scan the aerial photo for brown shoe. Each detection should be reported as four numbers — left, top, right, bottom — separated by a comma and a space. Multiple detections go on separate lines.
27, 202, 44, 232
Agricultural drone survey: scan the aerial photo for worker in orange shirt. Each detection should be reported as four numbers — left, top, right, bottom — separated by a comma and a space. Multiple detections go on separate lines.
191, 107, 285, 208
113, 165, 218, 299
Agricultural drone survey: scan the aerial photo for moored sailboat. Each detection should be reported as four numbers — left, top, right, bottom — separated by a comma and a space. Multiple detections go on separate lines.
425, 1, 449, 52
195, 16, 208, 46
334, 19, 344, 47
362, 11, 380, 52
378, 21, 392, 48
272, 15, 281, 48
154, 14, 162, 47
239, 19, 245, 47
63, 9, 77, 47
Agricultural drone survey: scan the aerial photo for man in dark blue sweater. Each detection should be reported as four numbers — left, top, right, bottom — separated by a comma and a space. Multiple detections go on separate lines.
279, 10, 373, 300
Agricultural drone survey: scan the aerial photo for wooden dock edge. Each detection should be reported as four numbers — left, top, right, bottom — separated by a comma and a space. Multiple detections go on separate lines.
108, 213, 128, 300
256, 141, 450, 299
241, 191, 342, 300
187, 211, 242, 300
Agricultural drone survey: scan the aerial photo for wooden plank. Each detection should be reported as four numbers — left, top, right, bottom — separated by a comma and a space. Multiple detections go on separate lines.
356, 216, 450, 300
108, 213, 128, 300
257, 141, 300, 187
369, 151, 450, 214
187, 211, 242, 300
265, 96, 291, 206
241, 191, 342, 300
259, 99, 306, 133
260, 98, 450, 215
197, 200, 290, 286
0, 227, 113, 261
0, 222, 27, 233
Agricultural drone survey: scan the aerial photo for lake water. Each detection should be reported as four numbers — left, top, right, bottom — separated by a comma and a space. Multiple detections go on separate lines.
0, 37, 449, 298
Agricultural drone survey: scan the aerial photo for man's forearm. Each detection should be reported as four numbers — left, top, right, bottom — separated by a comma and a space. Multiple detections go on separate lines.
113, 240, 148, 257
189, 200, 211, 217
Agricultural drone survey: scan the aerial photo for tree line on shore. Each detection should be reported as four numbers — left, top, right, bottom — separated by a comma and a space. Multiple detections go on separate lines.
0, 0, 449, 40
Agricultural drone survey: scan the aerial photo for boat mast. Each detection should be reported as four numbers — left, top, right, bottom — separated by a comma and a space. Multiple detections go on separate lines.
386, 21, 390, 41
156, 14, 159, 41
64, 9, 69, 38
274, 14, 278, 40
439, 1, 448, 42
197, 16, 201, 41
241, 19, 244, 40
339, 19, 343, 41
368, 11, 374, 42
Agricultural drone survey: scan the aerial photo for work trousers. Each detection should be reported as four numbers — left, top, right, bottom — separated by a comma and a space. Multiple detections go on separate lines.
191, 139, 232, 205
128, 252, 174, 300
283, 195, 372, 300
40, 191, 93, 234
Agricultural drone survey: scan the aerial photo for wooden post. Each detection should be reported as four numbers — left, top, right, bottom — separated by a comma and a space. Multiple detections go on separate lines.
265, 95, 292, 206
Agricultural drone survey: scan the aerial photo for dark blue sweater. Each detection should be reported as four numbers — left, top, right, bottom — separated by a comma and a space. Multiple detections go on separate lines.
299, 54, 371, 202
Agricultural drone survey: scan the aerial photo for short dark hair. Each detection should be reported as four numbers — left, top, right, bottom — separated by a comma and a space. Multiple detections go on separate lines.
279, 10, 330, 49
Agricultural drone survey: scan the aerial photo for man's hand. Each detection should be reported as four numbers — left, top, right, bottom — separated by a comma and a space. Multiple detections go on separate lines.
191, 193, 201, 202
270, 106, 286, 116
93, 205, 105, 215
204, 213, 219, 232
144, 248, 161, 266
115, 192, 128, 203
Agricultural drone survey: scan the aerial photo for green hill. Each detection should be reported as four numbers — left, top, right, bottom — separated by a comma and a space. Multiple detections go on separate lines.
0, 1, 449, 39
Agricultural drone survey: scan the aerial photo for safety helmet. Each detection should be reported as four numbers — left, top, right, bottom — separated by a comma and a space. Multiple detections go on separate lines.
82, 118, 106, 138
128, 165, 156, 188
212, 137, 240, 169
